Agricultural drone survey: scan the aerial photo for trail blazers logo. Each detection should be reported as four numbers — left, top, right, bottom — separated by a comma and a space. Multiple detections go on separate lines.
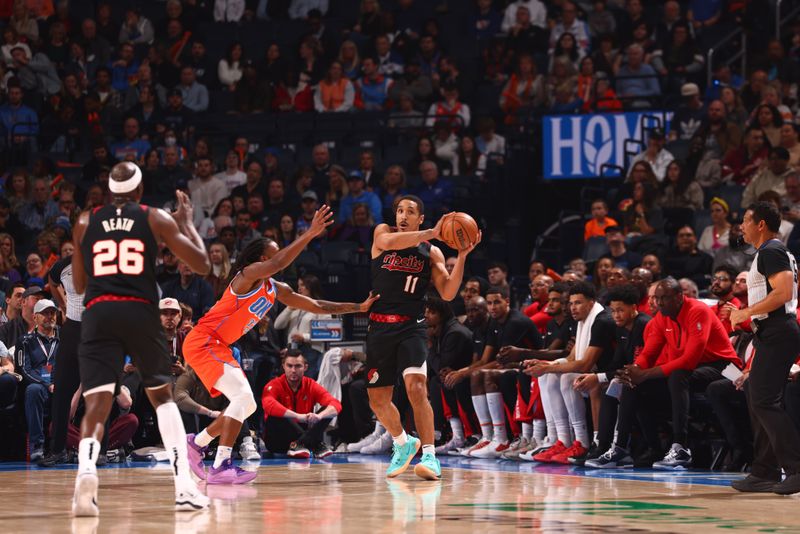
368, 369, 380, 384
381, 252, 425, 273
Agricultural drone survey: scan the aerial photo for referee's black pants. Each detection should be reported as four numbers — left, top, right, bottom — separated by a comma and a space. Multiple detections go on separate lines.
49, 319, 82, 454
747, 318, 800, 481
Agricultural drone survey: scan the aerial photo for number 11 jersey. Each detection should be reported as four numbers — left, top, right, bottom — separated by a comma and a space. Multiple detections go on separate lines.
370, 241, 433, 318
81, 202, 160, 305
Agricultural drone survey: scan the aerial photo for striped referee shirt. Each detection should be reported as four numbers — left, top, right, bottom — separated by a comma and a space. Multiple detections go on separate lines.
48, 257, 84, 322
747, 239, 798, 321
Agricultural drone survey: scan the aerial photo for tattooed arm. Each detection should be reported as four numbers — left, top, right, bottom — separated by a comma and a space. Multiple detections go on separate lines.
274, 281, 380, 314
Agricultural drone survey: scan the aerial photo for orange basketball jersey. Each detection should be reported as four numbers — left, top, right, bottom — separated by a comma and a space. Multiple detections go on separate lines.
194, 276, 277, 345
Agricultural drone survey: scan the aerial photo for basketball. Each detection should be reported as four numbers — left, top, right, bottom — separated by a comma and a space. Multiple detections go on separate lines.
440, 212, 479, 250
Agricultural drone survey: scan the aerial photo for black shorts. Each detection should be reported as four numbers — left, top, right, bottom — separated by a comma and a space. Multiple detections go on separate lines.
79, 301, 172, 394
365, 319, 427, 388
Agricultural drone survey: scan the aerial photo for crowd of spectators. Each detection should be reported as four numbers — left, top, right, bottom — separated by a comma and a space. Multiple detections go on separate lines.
0, 0, 798, 472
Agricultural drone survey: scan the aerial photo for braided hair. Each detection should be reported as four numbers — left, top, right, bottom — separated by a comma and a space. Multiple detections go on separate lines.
228, 236, 277, 284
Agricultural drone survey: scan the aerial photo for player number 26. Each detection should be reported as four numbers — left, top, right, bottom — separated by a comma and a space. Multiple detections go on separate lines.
93, 239, 145, 276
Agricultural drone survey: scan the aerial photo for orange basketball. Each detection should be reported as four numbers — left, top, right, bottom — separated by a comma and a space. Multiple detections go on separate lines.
440, 212, 479, 250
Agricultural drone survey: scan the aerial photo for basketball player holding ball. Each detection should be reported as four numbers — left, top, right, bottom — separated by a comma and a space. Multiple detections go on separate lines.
367, 195, 480, 480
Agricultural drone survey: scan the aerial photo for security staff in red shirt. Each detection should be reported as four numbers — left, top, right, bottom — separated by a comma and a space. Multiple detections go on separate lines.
262, 351, 342, 459
620, 277, 740, 469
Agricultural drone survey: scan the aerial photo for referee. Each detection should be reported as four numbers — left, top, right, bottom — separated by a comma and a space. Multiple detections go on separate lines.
731, 201, 800, 494
37, 255, 84, 467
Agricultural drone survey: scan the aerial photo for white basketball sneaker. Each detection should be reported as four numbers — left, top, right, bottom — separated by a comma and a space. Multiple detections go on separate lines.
72, 473, 99, 517
175, 484, 210, 512
347, 426, 385, 453
360, 432, 392, 455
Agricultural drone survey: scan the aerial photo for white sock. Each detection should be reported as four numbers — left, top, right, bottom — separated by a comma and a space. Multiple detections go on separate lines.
534, 420, 547, 441
155, 401, 192, 489
78, 438, 100, 476
486, 392, 507, 443
593, 430, 599, 445
554, 419, 572, 445
374, 422, 384, 435
422, 444, 435, 456
545, 420, 557, 442
449, 417, 464, 440
471, 394, 493, 441
214, 446, 232, 469
194, 428, 214, 448
522, 422, 533, 440
393, 430, 408, 446
560, 373, 589, 446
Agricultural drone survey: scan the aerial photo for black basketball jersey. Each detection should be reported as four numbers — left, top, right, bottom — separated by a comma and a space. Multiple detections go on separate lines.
370, 241, 433, 318
81, 202, 160, 305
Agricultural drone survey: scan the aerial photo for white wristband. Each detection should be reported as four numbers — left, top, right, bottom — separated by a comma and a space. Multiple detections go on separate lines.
598, 373, 608, 384
555, 358, 568, 365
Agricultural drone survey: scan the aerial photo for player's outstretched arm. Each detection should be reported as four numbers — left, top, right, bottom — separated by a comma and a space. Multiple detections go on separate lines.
372, 216, 444, 253
71, 210, 90, 295
240, 205, 334, 284
151, 191, 210, 275
273, 280, 379, 314
430, 230, 482, 301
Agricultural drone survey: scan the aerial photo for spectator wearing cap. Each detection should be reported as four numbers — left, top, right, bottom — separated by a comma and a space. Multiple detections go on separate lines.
18, 298, 59, 461
603, 225, 642, 270
742, 146, 793, 209
627, 129, 675, 182
337, 171, 382, 225
119, 8, 155, 46
414, 161, 453, 225
159, 298, 187, 373
160, 261, 214, 321
670, 82, 706, 141
0, 81, 39, 144
178, 65, 210, 112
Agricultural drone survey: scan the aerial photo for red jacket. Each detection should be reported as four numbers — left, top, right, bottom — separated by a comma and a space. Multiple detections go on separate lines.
523, 299, 550, 334
261, 375, 342, 418
634, 297, 740, 376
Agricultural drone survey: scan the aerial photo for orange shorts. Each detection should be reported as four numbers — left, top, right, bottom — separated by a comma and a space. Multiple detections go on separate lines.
183, 328, 240, 397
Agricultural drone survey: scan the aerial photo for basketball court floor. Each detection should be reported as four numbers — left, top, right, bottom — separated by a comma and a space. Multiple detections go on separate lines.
3, 455, 799, 533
